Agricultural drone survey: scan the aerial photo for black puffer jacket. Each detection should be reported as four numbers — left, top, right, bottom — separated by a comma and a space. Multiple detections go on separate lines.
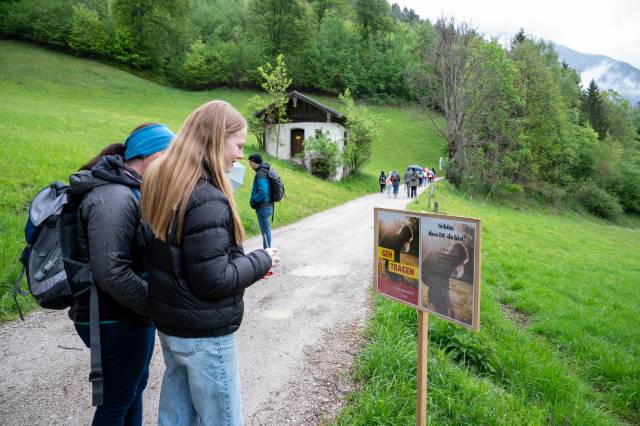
68, 155, 150, 324
148, 174, 272, 338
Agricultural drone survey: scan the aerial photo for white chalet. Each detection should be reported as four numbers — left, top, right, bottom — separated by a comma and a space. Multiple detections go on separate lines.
255, 91, 347, 180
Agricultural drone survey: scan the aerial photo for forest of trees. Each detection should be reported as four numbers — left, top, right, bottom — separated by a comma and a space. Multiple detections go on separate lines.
1, 0, 639, 218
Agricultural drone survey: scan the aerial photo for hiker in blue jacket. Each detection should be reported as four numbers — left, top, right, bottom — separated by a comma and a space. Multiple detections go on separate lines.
70, 123, 174, 426
248, 153, 273, 248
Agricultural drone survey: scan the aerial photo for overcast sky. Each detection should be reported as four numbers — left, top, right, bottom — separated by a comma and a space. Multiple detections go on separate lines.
392, 0, 640, 69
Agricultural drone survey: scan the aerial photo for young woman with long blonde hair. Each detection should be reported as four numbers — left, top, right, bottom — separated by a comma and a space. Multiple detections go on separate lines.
141, 101, 278, 425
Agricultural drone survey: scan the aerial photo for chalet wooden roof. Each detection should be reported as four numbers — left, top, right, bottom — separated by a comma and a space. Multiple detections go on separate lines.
254, 91, 345, 125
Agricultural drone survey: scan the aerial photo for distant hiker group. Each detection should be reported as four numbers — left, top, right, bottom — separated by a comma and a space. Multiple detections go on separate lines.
13, 101, 284, 426
378, 166, 436, 199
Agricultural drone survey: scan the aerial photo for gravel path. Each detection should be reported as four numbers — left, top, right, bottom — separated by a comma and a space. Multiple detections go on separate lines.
0, 188, 423, 425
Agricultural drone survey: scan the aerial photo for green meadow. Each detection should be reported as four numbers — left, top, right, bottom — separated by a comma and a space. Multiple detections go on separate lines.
334, 184, 640, 425
0, 40, 444, 320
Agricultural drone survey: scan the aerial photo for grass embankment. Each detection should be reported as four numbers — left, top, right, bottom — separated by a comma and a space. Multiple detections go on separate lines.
0, 40, 445, 320
335, 184, 639, 425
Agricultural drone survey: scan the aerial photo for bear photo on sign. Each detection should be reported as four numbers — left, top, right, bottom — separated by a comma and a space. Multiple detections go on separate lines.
376, 211, 420, 306
420, 218, 476, 326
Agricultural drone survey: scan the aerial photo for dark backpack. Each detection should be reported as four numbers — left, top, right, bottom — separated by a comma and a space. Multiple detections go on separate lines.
13, 181, 105, 406
13, 182, 93, 315
267, 168, 285, 202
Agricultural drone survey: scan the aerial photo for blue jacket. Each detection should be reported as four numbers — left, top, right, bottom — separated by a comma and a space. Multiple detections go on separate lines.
250, 162, 272, 209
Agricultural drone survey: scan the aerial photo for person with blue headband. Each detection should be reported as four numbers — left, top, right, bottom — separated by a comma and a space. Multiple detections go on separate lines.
124, 123, 175, 161
68, 123, 174, 425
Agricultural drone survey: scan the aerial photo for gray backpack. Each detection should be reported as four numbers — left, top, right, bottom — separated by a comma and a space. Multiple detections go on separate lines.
13, 182, 104, 406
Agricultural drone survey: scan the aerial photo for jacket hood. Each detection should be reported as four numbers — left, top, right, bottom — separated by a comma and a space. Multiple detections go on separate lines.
258, 161, 271, 171
70, 155, 142, 195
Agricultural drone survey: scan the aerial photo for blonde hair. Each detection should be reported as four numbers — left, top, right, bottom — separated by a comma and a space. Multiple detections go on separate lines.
141, 101, 246, 244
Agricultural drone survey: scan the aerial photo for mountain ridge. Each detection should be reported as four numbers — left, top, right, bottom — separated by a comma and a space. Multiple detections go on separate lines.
485, 32, 640, 105
553, 42, 640, 105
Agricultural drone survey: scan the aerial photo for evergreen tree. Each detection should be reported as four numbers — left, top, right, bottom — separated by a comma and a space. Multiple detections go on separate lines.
582, 79, 610, 140
512, 28, 526, 45
390, 3, 420, 24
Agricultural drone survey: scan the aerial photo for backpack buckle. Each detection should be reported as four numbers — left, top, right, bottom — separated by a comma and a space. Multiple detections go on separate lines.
89, 371, 103, 382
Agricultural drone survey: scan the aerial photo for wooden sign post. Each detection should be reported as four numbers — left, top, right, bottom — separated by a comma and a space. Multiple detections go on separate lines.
416, 310, 429, 425
374, 208, 481, 425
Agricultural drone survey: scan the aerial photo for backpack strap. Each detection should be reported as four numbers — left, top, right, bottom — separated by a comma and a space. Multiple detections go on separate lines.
88, 281, 103, 406
76, 206, 104, 407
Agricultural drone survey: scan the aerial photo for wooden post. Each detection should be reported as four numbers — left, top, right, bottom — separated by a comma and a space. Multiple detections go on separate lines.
416, 310, 429, 425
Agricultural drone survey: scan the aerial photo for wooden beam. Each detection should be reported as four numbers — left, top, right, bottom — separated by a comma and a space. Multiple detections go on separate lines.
417, 310, 429, 425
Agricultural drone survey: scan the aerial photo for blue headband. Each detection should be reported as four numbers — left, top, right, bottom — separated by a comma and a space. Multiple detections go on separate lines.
124, 124, 174, 160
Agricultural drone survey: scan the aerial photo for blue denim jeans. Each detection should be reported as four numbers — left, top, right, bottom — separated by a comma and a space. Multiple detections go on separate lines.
75, 321, 155, 426
158, 332, 242, 426
256, 205, 273, 248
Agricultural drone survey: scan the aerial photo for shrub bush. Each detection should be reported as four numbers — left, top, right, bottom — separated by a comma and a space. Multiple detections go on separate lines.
68, 5, 110, 57
302, 133, 342, 180
1, 0, 75, 47
573, 179, 623, 219
430, 323, 500, 376
615, 153, 640, 213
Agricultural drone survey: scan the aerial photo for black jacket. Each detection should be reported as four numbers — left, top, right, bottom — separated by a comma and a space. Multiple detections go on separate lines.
148, 174, 272, 338
68, 155, 150, 324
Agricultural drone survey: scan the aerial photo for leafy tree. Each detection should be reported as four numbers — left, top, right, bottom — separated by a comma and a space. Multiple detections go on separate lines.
189, 0, 248, 43
556, 63, 583, 124
306, 12, 360, 94
339, 89, 380, 175
581, 79, 609, 140
249, 0, 308, 57
257, 53, 292, 157
511, 39, 566, 182
181, 39, 212, 88
68, 4, 110, 57
0, 0, 76, 47
615, 152, 640, 212
309, 0, 346, 28
633, 101, 640, 139
461, 40, 525, 193
409, 18, 478, 184
354, 0, 391, 42
356, 28, 411, 100
601, 90, 637, 147
112, 0, 191, 70
244, 95, 269, 150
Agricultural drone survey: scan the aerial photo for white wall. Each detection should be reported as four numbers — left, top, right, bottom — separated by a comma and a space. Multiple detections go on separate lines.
265, 122, 347, 180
